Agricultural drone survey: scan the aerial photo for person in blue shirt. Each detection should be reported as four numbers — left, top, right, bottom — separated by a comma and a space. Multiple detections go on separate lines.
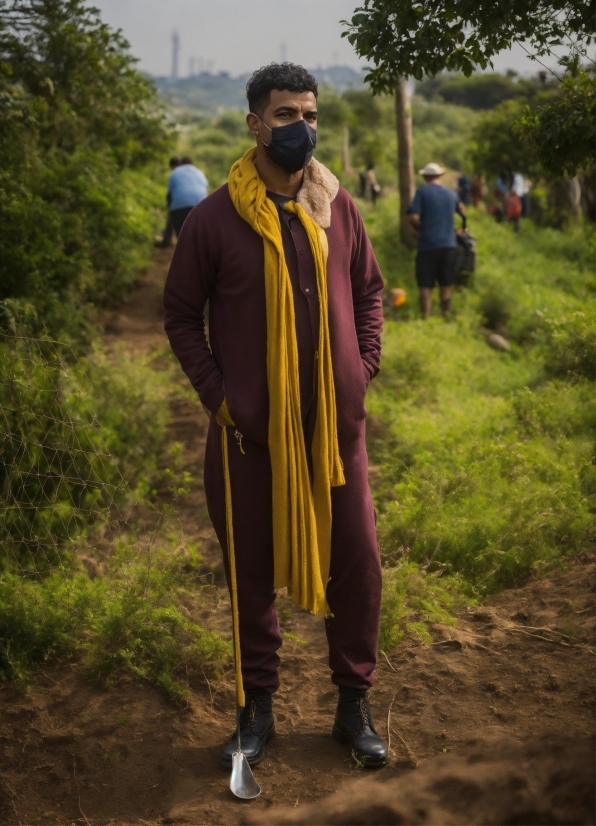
407, 162, 466, 318
155, 156, 181, 248
167, 156, 209, 237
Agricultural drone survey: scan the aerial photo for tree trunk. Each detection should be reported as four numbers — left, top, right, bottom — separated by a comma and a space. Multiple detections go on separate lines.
580, 172, 595, 222
548, 177, 582, 227
342, 125, 352, 174
395, 77, 416, 248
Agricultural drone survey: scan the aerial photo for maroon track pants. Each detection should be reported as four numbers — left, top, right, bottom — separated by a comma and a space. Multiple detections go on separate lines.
203, 417, 382, 694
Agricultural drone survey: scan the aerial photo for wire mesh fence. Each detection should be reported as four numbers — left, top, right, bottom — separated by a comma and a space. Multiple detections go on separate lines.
0, 333, 232, 695
0, 333, 135, 578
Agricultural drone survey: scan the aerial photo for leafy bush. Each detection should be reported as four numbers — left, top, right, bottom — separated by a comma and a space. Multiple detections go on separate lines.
0, 4, 232, 703
477, 279, 516, 332
176, 109, 253, 189
515, 61, 595, 178
364, 203, 595, 600
545, 308, 596, 380
0, 337, 170, 572
469, 97, 546, 179
379, 563, 470, 651
417, 71, 544, 111
0, 1, 172, 339
411, 97, 480, 173
378, 432, 591, 593
0, 543, 230, 703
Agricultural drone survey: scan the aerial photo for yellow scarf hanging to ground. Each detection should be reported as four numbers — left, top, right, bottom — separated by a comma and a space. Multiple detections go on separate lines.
226, 147, 345, 620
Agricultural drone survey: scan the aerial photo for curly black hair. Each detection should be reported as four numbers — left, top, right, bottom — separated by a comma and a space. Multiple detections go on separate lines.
246, 63, 318, 115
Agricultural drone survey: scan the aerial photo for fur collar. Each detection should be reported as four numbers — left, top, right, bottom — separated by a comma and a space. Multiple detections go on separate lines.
297, 159, 340, 229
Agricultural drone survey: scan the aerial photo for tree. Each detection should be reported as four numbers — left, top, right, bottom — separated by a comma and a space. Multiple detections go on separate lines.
417, 72, 545, 111
469, 72, 595, 225
342, 0, 593, 91
394, 78, 416, 247
0, 0, 169, 166
515, 60, 595, 178
342, 0, 594, 235
469, 99, 545, 180
0, 0, 172, 336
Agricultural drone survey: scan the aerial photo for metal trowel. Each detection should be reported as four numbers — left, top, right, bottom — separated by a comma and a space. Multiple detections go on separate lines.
230, 707, 261, 799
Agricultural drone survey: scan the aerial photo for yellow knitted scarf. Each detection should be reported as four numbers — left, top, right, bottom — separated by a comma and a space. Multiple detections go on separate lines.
226, 147, 345, 617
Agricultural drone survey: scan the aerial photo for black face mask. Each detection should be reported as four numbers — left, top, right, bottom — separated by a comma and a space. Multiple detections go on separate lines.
260, 118, 317, 173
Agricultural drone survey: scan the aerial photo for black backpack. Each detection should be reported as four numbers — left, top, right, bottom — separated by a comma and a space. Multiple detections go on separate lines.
455, 231, 476, 284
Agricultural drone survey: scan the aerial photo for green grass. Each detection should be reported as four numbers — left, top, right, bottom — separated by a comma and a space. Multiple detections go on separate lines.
379, 563, 472, 650
0, 541, 230, 703
2, 86, 593, 685
0, 337, 232, 702
363, 197, 595, 646
362, 194, 594, 327
0, 339, 172, 572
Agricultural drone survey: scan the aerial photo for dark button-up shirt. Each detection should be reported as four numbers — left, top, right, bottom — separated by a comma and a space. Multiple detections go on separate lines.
267, 191, 319, 422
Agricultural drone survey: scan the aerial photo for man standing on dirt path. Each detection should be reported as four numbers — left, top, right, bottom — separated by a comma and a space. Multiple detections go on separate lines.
164, 63, 388, 770
408, 162, 466, 319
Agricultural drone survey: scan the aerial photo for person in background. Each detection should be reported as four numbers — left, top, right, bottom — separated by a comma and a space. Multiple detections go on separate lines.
457, 174, 472, 206
155, 156, 181, 247
493, 169, 510, 223
407, 162, 466, 319
167, 156, 209, 236
365, 163, 381, 207
512, 172, 531, 219
471, 174, 486, 209
358, 168, 367, 198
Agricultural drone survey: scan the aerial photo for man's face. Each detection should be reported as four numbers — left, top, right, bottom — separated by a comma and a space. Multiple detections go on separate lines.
247, 88, 318, 144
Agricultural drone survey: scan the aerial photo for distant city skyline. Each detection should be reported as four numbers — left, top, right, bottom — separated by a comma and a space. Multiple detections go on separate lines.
91, 0, 560, 80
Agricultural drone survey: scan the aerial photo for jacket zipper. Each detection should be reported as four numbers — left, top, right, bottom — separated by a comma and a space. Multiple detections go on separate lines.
234, 429, 245, 454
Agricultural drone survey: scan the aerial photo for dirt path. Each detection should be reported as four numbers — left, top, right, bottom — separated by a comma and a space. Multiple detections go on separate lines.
0, 254, 594, 826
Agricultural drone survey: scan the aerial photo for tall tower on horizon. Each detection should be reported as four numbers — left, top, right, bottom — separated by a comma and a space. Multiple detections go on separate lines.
171, 30, 180, 81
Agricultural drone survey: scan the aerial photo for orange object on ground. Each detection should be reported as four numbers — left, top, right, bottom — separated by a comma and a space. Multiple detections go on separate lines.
388, 288, 407, 307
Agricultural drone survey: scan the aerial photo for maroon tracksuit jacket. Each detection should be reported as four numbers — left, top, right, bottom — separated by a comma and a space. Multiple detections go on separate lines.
164, 182, 384, 692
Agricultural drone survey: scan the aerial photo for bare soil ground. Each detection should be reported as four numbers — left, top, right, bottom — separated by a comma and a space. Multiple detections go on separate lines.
1, 252, 594, 826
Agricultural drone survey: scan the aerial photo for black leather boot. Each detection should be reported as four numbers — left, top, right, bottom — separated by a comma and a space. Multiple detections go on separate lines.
221, 692, 275, 768
332, 689, 388, 767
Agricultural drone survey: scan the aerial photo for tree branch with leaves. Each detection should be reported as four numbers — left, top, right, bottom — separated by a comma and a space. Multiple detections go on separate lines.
342, 0, 594, 91
342, 0, 595, 233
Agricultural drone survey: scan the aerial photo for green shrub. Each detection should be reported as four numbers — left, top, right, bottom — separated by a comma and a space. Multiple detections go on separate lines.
378, 435, 591, 593
477, 279, 516, 332
0, 543, 230, 703
0, 338, 170, 572
379, 563, 471, 651
515, 62, 596, 178
545, 308, 596, 380
365, 208, 594, 599
417, 72, 544, 111
82, 542, 230, 703
0, 2, 172, 340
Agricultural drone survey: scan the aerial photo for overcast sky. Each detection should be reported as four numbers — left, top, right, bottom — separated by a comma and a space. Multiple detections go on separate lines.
92, 0, 552, 79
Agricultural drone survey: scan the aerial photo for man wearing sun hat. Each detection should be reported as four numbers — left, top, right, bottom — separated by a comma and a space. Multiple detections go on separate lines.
408, 162, 466, 318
